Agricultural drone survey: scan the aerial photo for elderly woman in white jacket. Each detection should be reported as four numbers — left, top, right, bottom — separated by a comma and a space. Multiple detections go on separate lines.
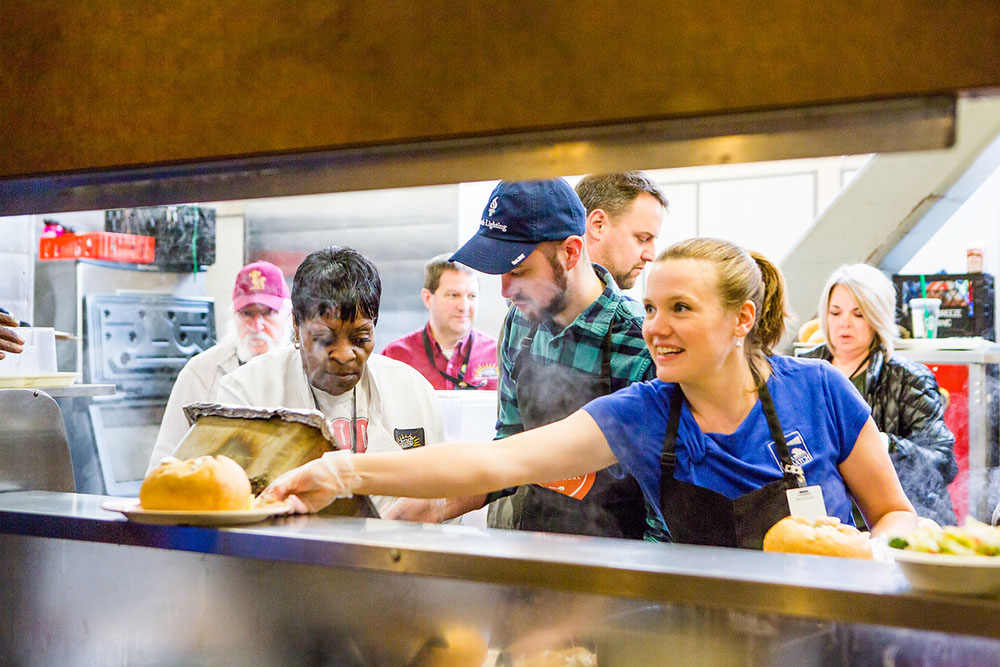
215, 246, 444, 515
147, 261, 293, 474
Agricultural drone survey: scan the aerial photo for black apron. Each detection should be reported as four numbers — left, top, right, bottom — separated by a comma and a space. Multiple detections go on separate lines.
510, 322, 647, 540
659, 380, 805, 550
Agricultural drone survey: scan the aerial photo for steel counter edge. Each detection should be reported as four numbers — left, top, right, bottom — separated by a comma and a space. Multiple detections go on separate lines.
1, 490, 998, 640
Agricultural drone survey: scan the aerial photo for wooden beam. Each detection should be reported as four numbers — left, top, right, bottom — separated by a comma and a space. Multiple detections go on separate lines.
2, 1, 998, 178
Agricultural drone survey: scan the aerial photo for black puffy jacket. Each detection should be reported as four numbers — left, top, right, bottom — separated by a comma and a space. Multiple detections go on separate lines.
802, 344, 958, 525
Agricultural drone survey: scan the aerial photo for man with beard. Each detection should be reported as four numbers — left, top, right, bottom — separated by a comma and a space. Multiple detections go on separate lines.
146, 261, 292, 472
388, 179, 655, 539
575, 172, 667, 290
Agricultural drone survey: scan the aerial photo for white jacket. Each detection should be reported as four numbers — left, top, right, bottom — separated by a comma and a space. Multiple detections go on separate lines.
216, 347, 445, 513
147, 336, 245, 474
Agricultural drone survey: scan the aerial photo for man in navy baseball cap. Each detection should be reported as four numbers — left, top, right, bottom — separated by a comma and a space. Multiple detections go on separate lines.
451, 178, 597, 325
394, 178, 654, 541
450, 179, 586, 275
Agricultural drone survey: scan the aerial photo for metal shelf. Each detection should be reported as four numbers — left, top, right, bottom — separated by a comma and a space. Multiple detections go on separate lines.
33, 384, 116, 398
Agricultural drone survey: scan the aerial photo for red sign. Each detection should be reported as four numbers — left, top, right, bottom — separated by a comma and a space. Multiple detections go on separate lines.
929, 364, 969, 519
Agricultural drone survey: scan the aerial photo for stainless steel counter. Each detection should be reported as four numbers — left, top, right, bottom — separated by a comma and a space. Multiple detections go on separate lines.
2, 491, 1000, 665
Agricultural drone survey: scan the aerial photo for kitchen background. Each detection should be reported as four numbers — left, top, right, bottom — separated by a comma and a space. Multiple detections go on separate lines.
5, 150, 998, 352
3, 132, 999, 506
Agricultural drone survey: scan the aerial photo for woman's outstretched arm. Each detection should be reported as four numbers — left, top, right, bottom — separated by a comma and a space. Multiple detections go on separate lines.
264, 410, 617, 513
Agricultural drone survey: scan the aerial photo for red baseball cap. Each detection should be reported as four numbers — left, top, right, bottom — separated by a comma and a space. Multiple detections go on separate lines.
232, 261, 290, 312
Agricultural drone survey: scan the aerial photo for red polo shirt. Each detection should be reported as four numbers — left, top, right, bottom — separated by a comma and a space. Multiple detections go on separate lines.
381, 323, 499, 390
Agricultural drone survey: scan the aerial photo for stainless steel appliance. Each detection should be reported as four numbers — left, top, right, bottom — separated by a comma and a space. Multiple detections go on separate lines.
33, 260, 215, 495
33, 259, 205, 374
83, 292, 216, 495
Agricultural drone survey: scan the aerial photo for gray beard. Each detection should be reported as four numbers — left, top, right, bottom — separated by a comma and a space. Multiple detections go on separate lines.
236, 332, 278, 363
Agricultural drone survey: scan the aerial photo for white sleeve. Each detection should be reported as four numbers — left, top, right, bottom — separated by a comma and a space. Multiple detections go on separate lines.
146, 368, 205, 474
215, 373, 251, 406
420, 381, 445, 446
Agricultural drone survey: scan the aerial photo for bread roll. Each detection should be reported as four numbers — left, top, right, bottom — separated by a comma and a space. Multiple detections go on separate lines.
807, 328, 825, 344
140, 455, 252, 511
410, 626, 488, 667
797, 318, 821, 343
763, 516, 873, 559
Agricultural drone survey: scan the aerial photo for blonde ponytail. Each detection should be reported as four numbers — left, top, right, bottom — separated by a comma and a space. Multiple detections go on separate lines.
750, 251, 789, 355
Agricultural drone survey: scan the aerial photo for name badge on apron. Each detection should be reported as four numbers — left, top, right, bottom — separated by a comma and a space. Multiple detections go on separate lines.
786, 485, 827, 521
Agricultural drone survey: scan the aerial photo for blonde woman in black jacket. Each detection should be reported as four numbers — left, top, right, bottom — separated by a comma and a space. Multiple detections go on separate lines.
803, 264, 957, 526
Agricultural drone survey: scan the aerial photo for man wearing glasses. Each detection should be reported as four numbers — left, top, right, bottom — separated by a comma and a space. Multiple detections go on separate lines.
146, 261, 292, 472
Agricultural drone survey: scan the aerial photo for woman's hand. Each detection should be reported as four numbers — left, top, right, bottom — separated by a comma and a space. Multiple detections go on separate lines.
383, 497, 450, 523
261, 450, 362, 513
383, 495, 488, 523
0, 311, 23, 360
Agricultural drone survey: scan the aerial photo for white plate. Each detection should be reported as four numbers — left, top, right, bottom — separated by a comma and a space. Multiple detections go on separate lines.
891, 548, 1000, 596
101, 498, 293, 526
0, 372, 80, 388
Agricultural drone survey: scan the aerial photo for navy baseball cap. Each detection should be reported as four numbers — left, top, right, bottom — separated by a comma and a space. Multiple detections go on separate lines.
449, 178, 586, 275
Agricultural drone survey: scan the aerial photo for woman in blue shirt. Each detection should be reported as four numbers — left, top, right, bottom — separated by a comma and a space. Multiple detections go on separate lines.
264, 239, 917, 548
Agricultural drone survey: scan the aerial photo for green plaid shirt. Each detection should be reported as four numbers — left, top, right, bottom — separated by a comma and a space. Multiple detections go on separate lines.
493, 264, 664, 540
496, 264, 654, 438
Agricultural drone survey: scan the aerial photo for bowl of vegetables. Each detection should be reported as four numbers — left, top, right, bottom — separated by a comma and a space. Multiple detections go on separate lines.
888, 518, 1000, 597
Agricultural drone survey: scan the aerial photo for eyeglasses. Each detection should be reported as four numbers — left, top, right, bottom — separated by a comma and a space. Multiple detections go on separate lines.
236, 307, 281, 323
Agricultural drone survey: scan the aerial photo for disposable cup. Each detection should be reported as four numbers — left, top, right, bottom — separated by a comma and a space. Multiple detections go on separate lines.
909, 298, 941, 339
0, 327, 57, 376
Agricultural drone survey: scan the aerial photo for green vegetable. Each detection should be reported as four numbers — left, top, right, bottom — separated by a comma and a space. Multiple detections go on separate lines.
894, 517, 1000, 556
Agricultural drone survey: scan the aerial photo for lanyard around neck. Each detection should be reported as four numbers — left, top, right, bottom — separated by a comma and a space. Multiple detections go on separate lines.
848, 349, 873, 384
422, 327, 485, 389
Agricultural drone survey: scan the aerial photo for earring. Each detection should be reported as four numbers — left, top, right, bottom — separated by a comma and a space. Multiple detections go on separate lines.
735, 339, 744, 348
292, 334, 300, 349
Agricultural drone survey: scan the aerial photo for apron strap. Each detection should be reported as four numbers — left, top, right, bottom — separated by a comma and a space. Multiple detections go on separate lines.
513, 321, 612, 384
659, 375, 804, 488
599, 320, 614, 382
848, 348, 873, 389
511, 322, 540, 382
660, 385, 683, 469
309, 384, 359, 453
349, 384, 358, 453
756, 379, 804, 488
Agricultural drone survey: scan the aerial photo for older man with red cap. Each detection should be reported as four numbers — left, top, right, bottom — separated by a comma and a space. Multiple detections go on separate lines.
147, 261, 292, 472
